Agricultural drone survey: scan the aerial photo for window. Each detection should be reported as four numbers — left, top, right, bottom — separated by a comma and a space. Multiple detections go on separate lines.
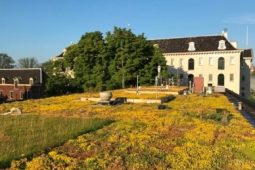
209, 74, 213, 81
242, 75, 245, 81
10, 91, 13, 99
188, 42, 195, 51
180, 59, 183, 67
20, 91, 24, 100
199, 58, 204, 65
209, 57, 214, 65
29, 78, 34, 85
188, 58, 194, 70
230, 74, 234, 82
180, 74, 184, 79
230, 57, 235, 65
218, 40, 226, 50
241, 60, 244, 68
14, 79, 18, 89
27, 91, 31, 99
170, 58, 174, 66
218, 74, 225, 86
1, 78, 5, 84
218, 57, 225, 70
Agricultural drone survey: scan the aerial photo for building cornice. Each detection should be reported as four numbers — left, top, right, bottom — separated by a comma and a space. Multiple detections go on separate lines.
0, 84, 41, 87
163, 50, 243, 56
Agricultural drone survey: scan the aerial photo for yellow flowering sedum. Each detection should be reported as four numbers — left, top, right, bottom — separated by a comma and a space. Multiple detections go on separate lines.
4, 91, 255, 169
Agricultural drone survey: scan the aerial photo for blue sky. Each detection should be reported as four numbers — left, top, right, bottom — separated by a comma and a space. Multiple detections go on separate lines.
0, 0, 254, 64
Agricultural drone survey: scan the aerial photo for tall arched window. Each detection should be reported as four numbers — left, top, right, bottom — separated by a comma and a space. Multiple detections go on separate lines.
188, 58, 194, 70
218, 74, 224, 86
218, 57, 225, 70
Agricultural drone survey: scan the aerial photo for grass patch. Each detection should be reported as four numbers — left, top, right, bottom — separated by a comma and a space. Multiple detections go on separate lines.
0, 115, 113, 168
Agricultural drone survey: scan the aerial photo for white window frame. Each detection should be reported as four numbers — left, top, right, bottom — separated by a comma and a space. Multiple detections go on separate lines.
170, 58, 174, 66
180, 58, 183, 67
230, 57, 235, 65
14, 79, 19, 89
209, 57, 214, 65
218, 40, 226, 50
188, 42, 196, 51
199, 57, 204, 65
9, 91, 13, 99
20, 91, 24, 100
208, 74, 213, 82
29, 78, 34, 85
1, 78, 5, 84
230, 74, 234, 82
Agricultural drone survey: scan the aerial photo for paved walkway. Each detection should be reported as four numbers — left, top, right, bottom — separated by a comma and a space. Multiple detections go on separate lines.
225, 93, 255, 127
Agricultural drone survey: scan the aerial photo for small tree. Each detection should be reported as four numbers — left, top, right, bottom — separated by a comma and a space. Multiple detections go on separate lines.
45, 74, 82, 96
18, 57, 39, 68
0, 53, 15, 68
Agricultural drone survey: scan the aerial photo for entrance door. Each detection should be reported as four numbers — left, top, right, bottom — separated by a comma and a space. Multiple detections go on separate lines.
188, 74, 194, 83
218, 74, 224, 86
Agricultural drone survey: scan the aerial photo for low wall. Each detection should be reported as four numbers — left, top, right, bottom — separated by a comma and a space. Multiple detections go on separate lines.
226, 89, 255, 109
81, 97, 161, 104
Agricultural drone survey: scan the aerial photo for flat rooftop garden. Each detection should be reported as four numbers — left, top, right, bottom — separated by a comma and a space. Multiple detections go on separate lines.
0, 90, 255, 169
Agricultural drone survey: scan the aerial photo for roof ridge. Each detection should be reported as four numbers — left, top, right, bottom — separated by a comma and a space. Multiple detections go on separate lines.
148, 34, 223, 41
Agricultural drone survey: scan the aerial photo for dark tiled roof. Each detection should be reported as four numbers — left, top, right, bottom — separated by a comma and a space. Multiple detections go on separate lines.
149, 35, 236, 53
0, 68, 42, 84
242, 49, 253, 58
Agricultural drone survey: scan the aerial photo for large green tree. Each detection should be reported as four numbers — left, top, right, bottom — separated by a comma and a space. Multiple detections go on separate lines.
74, 31, 109, 91
0, 53, 15, 68
105, 27, 167, 88
139, 47, 168, 85
48, 27, 168, 92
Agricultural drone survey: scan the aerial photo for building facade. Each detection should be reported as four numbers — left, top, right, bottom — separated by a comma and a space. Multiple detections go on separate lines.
150, 31, 253, 97
0, 68, 44, 101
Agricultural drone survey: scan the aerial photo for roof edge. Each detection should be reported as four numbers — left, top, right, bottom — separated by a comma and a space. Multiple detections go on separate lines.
0, 68, 42, 71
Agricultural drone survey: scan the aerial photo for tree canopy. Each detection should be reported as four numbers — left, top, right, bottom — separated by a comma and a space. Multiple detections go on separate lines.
46, 27, 168, 94
0, 53, 15, 68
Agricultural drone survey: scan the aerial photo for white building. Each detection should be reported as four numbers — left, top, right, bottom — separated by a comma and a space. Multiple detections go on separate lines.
150, 31, 253, 97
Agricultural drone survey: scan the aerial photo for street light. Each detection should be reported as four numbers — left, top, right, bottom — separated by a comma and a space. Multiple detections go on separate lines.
136, 74, 139, 95
121, 40, 125, 89
157, 65, 161, 78
156, 65, 161, 99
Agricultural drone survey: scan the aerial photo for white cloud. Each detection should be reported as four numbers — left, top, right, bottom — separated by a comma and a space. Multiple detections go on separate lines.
223, 14, 255, 25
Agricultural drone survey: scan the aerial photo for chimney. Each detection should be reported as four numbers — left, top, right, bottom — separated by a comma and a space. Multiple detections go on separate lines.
221, 29, 228, 39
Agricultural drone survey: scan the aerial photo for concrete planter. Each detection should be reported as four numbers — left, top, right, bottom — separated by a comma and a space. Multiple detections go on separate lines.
99, 91, 112, 101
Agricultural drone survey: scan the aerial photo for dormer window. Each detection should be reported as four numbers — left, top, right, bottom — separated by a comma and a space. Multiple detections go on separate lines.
218, 40, 226, 50
153, 44, 159, 48
29, 78, 34, 85
1, 78, 5, 84
14, 79, 19, 89
188, 42, 195, 51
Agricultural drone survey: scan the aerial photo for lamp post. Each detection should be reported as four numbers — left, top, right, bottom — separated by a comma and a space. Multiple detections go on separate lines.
121, 40, 125, 89
156, 65, 161, 99
136, 74, 139, 95
157, 65, 161, 79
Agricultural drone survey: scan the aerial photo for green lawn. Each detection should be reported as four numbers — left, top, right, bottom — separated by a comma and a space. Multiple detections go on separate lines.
0, 115, 113, 168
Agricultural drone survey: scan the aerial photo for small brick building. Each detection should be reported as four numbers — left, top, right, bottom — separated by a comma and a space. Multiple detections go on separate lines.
0, 68, 44, 101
